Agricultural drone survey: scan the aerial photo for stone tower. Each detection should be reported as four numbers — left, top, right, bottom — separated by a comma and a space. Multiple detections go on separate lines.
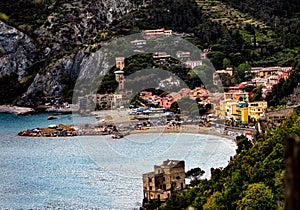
115, 57, 125, 90
115, 57, 125, 70
114, 70, 124, 90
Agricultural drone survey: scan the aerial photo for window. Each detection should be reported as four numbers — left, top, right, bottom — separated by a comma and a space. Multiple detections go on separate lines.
150, 186, 152, 190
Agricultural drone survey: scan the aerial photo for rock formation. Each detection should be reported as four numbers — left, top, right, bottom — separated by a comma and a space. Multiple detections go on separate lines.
0, 0, 133, 106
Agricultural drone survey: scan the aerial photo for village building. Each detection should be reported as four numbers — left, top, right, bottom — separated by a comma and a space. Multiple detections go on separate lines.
250, 66, 292, 78
130, 39, 147, 47
143, 160, 186, 205
248, 101, 268, 120
153, 52, 171, 64
184, 60, 203, 69
84, 93, 124, 110
215, 68, 234, 76
213, 68, 233, 85
224, 91, 249, 101
144, 28, 172, 38
190, 87, 209, 99
218, 99, 267, 123
160, 95, 175, 109
176, 51, 191, 62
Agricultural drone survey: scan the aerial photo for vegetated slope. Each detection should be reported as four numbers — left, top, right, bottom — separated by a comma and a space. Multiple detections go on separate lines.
160, 111, 300, 209
222, 0, 300, 49
0, 0, 299, 106
222, 0, 300, 21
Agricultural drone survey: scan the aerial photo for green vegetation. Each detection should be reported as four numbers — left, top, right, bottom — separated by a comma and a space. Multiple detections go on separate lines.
0, 0, 55, 34
0, 73, 30, 104
0, 12, 9, 22
158, 111, 300, 209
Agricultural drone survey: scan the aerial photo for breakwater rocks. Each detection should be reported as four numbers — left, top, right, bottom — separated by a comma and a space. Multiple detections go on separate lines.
18, 124, 77, 137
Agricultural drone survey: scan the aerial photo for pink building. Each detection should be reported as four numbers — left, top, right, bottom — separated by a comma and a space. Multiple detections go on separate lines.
160, 96, 175, 109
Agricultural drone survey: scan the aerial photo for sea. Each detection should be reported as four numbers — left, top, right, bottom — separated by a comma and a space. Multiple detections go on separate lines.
0, 113, 236, 209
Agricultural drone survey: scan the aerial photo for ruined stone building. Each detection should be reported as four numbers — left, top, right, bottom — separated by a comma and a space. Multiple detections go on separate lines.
142, 160, 186, 203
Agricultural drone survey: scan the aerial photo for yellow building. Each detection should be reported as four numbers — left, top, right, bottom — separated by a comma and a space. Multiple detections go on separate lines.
217, 99, 233, 119
218, 100, 266, 123
230, 102, 249, 123
235, 106, 249, 123
249, 101, 267, 120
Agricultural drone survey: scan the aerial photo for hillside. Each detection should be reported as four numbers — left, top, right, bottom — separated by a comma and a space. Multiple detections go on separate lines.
0, 0, 299, 106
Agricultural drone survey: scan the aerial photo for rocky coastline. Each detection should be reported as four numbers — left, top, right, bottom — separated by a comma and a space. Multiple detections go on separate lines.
18, 122, 237, 142
18, 124, 77, 137
0, 105, 35, 116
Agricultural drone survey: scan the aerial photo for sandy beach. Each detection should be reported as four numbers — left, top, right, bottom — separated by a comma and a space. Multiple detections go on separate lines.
90, 109, 237, 141
127, 125, 236, 141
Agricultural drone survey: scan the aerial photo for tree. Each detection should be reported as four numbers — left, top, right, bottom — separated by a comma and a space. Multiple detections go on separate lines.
237, 183, 277, 210
236, 135, 252, 154
251, 85, 264, 102
223, 58, 231, 68
186, 167, 205, 187
243, 85, 255, 93
186, 167, 205, 179
207, 51, 226, 70
203, 191, 223, 210
236, 63, 251, 82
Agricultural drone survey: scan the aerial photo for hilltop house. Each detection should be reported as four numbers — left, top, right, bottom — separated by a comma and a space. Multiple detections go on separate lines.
144, 28, 172, 38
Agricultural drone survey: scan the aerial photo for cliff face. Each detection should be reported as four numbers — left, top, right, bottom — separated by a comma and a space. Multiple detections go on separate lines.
0, 0, 133, 106
0, 22, 37, 80
36, 0, 132, 55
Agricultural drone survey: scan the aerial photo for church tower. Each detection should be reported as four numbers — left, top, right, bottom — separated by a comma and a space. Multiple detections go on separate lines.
115, 57, 125, 90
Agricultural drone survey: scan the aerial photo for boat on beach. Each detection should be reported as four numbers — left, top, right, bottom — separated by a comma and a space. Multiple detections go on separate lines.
112, 133, 124, 139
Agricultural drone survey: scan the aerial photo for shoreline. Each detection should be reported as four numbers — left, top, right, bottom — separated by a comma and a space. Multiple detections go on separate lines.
126, 125, 237, 141
18, 123, 237, 141
74, 125, 237, 142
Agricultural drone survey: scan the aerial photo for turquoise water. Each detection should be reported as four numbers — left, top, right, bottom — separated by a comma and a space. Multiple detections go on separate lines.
0, 113, 236, 209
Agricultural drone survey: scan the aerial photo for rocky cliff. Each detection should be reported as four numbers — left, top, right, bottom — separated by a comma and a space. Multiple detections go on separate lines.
0, 22, 37, 80
0, 0, 133, 106
36, 0, 132, 55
